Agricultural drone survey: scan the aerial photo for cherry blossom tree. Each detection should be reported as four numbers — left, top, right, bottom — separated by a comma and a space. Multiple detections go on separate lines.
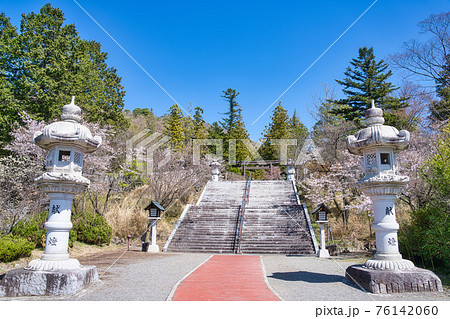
396, 130, 435, 211
300, 149, 372, 228
0, 115, 46, 233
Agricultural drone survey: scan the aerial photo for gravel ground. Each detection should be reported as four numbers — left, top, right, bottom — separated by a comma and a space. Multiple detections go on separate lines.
262, 254, 450, 301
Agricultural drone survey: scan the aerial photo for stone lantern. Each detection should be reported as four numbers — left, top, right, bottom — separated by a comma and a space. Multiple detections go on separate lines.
312, 203, 331, 258
345, 101, 442, 293
286, 159, 295, 181
0, 97, 102, 296
143, 201, 164, 253
210, 161, 220, 181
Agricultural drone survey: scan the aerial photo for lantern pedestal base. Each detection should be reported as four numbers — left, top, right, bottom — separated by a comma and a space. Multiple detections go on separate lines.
345, 265, 442, 294
142, 243, 159, 253
317, 249, 330, 258
0, 265, 98, 297
146, 244, 160, 253
364, 258, 414, 270
26, 258, 81, 271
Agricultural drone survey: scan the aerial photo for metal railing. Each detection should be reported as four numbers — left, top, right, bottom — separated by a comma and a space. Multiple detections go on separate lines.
234, 173, 252, 253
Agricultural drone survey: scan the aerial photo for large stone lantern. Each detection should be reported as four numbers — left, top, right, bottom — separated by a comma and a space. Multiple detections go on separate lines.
30, 96, 101, 271
345, 101, 442, 293
0, 97, 101, 296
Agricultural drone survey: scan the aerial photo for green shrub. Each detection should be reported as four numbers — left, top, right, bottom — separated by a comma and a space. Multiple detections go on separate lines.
12, 211, 77, 248
0, 235, 35, 262
12, 211, 48, 248
399, 205, 450, 274
73, 213, 112, 245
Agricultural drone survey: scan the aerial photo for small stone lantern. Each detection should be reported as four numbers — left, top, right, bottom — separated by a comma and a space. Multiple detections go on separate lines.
0, 97, 101, 296
312, 203, 331, 258
286, 159, 295, 181
143, 201, 164, 253
345, 101, 442, 293
210, 161, 220, 181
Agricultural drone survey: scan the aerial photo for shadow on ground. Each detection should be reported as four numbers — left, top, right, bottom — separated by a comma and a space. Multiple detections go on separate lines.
268, 268, 370, 293
268, 271, 344, 283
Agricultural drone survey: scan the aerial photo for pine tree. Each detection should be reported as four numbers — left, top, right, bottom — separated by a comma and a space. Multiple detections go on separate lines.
192, 106, 207, 139
332, 47, 407, 127
288, 110, 308, 162
165, 104, 184, 151
430, 58, 450, 121
260, 102, 290, 160
219, 88, 250, 162
289, 110, 308, 141
207, 122, 224, 140
206, 121, 224, 156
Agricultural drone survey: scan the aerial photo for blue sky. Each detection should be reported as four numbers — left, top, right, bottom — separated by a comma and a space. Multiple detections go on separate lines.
2, 0, 450, 140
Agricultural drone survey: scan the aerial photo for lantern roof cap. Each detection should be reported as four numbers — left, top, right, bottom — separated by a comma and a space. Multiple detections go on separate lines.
145, 201, 165, 211
311, 203, 332, 215
346, 100, 410, 156
33, 97, 102, 153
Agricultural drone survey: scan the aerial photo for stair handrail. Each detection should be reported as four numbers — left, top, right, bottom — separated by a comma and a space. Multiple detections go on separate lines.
235, 172, 252, 253
291, 179, 319, 253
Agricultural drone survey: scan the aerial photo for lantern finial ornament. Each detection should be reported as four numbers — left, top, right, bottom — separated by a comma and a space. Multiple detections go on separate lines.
61, 95, 82, 122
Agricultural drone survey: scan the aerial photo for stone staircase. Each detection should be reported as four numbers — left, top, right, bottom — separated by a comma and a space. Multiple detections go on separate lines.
165, 180, 316, 254
240, 181, 315, 254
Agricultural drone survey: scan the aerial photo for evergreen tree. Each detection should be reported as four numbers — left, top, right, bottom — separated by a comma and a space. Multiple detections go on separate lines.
207, 122, 224, 140
219, 88, 250, 162
332, 47, 407, 127
260, 102, 290, 160
288, 110, 308, 163
430, 57, 450, 121
132, 107, 157, 132
430, 87, 450, 121
0, 4, 128, 147
165, 104, 184, 151
207, 121, 224, 156
192, 106, 207, 139
289, 110, 308, 141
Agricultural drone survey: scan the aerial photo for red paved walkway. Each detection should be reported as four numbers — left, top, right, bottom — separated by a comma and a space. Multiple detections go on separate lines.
171, 255, 280, 301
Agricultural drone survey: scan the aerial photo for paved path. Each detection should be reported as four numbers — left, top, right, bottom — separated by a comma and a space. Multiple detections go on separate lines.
170, 255, 280, 301
1, 250, 448, 301
262, 255, 450, 301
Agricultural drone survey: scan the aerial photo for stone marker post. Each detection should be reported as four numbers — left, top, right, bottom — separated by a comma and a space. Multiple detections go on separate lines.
345, 101, 442, 293
148, 219, 160, 253
316, 220, 330, 258
0, 97, 101, 297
